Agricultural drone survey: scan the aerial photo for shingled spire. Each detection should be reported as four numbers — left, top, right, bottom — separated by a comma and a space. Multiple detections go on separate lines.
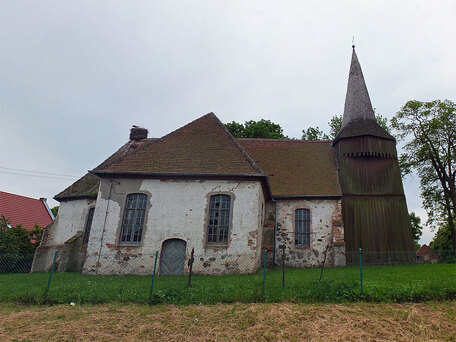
332, 47, 414, 258
334, 47, 394, 142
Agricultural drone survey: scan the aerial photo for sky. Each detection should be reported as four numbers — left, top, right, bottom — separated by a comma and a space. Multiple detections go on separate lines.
1, 1, 455, 244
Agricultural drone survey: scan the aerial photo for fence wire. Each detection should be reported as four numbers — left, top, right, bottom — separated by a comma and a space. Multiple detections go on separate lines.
0, 250, 455, 304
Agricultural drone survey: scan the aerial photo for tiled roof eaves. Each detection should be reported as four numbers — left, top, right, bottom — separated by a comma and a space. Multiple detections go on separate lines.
273, 194, 342, 199
91, 170, 267, 178
90, 170, 273, 200
54, 194, 98, 202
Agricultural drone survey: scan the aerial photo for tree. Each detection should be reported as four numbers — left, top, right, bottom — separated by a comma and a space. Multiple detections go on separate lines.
430, 222, 453, 251
29, 223, 44, 247
409, 212, 423, 250
51, 206, 59, 217
0, 216, 43, 253
301, 127, 329, 140
302, 112, 392, 141
225, 119, 287, 139
391, 99, 456, 250
328, 115, 343, 140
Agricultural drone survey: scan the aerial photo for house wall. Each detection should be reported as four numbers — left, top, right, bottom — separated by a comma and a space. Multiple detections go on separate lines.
83, 178, 265, 275
266, 198, 345, 268
31, 198, 95, 272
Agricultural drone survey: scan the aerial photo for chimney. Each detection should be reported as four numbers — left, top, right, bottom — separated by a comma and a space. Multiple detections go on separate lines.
130, 126, 148, 141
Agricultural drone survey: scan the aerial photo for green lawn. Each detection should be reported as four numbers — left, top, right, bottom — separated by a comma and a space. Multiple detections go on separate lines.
1, 264, 455, 305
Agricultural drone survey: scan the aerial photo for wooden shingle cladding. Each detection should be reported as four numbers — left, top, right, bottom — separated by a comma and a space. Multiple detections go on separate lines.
334, 136, 414, 254
334, 47, 414, 255
335, 136, 404, 195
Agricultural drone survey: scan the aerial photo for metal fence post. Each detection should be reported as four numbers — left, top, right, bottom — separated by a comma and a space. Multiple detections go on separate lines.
262, 249, 267, 300
148, 251, 159, 304
44, 250, 58, 301
359, 248, 363, 297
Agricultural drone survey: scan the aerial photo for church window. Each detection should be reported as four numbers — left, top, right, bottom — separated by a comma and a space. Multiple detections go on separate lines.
207, 194, 231, 244
83, 207, 95, 244
295, 208, 310, 246
120, 193, 148, 243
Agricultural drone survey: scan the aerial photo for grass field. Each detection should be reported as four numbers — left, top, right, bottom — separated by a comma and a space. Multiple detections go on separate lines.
0, 264, 455, 305
1, 301, 456, 341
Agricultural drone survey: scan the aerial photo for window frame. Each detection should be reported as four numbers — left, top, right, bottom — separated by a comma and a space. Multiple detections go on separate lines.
294, 208, 311, 247
119, 193, 149, 245
82, 207, 95, 244
206, 193, 233, 245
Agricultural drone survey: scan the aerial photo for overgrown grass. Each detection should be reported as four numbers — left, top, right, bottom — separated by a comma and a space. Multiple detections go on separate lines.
0, 264, 455, 305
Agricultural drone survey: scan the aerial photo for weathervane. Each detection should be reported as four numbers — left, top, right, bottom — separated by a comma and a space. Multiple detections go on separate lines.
352, 36, 355, 50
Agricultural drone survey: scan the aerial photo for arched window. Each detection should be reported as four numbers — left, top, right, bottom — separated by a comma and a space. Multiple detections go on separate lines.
207, 194, 231, 244
295, 208, 310, 246
83, 207, 95, 244
120, 193, 148, 243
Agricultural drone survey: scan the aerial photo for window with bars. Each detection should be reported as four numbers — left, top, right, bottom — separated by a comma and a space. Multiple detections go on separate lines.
120, 193, 148, 243
295, 208, 310, 247
83, 207, 95, 244
207, 194, 231, 244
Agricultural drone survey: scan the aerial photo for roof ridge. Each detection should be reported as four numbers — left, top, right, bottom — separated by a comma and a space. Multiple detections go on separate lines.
100, 115, 218, 172
0, 191, 41, 201
93, 112, 265, 176
237, 138, 331, 143
214, 115, 265, 175
91, 138, 158, 172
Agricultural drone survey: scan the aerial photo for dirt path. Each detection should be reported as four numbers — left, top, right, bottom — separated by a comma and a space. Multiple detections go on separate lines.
1, 301, 455, 341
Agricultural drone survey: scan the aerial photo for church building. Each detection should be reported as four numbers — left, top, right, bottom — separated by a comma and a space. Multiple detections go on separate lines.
32, 49, 413, 275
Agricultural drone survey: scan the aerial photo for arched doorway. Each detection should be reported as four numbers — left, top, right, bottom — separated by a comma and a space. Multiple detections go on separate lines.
160, 239, 187, 275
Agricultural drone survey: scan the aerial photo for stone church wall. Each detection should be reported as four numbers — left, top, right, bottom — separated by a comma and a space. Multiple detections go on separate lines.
83, 178, 265, 275
265, 198, 345, 268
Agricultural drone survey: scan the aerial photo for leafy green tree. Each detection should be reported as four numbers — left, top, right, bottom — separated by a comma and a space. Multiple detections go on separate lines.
392, 99, 456, 250
225, 119, 287, 139
301, 127, 329, 140
0, 216, 36, 253
51, 206, 59, 217
29, 223, 44, 247
329, 115, 343, 140
0, 216, 43, 253
430, 223, 453, 251
224, 121, 245, 138
409, 212, 423, 250
303, 113, 392, 141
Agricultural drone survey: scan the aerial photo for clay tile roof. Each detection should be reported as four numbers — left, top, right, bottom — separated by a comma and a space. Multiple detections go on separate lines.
238, 139, 341, 197
0, 191, 54, 230
95, 113, 263, 176
54, 138, 156, 201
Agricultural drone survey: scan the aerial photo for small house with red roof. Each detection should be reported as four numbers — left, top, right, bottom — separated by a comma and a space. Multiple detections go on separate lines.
416, 245, 440, 263
0, 191, 54, 231
32, 48, 413, 274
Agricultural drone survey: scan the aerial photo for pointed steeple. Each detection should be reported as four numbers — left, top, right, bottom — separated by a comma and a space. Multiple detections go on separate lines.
333, 47, 394, 142
341, 47, 376, 127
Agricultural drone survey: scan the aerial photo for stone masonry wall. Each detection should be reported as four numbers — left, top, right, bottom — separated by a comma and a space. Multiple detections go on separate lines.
265, 198, 345, 268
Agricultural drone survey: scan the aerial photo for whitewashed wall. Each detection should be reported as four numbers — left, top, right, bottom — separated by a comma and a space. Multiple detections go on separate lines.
31, 198, 95, 272
84, 178, 265, 275
48, 199, 95, 245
